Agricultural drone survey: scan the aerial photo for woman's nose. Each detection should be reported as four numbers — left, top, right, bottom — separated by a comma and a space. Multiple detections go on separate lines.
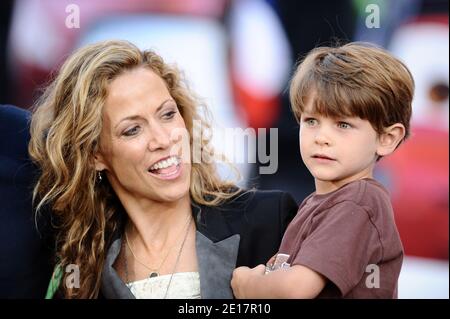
147, 124, 171, 151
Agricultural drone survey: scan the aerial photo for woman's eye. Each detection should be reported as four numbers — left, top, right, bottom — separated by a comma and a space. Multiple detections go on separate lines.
338, 122, 352, 129
162, 110, 177, 119
123, 126, 140, 136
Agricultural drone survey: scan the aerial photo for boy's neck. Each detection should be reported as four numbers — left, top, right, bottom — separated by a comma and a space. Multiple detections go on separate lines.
314, 168, 374, 195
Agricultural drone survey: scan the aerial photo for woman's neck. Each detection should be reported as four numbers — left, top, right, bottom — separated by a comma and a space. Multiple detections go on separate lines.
123, 194, 193, 253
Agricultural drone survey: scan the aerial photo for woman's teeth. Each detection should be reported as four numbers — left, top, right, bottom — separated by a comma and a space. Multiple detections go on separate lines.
149, 156, 179, 172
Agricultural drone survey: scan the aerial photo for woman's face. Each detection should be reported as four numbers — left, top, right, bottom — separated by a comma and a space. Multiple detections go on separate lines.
95, 67, 191, 204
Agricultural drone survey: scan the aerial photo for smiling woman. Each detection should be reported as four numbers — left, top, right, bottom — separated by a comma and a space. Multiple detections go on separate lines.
28, 40, 297, 299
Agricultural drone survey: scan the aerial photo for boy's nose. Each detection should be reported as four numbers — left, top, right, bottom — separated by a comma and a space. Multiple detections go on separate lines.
314, 128, 332, 146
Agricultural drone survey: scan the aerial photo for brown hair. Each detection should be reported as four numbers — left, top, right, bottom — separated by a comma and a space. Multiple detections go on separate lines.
289, 42, 414, 142
29, 40, 240, 298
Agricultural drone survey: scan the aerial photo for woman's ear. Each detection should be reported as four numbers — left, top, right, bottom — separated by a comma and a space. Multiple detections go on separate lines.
94, 152, 108, 171
376, 123, 406, 157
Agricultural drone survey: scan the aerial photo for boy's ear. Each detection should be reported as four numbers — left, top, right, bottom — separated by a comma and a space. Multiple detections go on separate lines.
376, 123, 406, 157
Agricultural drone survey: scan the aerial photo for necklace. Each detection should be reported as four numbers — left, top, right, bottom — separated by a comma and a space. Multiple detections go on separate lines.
123, 216, 193, 299
124, 214, 190, 278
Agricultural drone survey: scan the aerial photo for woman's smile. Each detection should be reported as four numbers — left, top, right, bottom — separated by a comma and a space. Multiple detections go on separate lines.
147, 156, 183, 180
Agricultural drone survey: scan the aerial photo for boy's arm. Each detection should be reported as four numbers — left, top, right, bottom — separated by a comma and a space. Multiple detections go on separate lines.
231, 264, 326, 299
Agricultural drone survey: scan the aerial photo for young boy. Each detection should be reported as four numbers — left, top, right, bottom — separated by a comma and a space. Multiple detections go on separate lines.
231, 42, 414, 298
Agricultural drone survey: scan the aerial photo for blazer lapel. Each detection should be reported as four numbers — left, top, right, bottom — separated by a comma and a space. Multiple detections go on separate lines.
196, 232, 240, 299
193, 203, 241, 299
101, 237, 135, 299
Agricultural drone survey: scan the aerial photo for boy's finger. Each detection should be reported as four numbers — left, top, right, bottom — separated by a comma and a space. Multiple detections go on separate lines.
267, 254, 277, 266
254, 264, 266, 274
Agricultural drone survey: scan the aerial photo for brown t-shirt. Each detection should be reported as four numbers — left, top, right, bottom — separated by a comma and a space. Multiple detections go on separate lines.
278, 178, 404, 298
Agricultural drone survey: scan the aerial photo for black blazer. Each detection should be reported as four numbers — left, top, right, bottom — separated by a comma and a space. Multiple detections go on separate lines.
195, 190, 298, 268
101, 190, 298, 298
0, 104, 53, 298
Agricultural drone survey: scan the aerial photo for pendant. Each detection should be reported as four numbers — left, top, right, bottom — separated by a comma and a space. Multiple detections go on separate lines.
149, 272, 159, 278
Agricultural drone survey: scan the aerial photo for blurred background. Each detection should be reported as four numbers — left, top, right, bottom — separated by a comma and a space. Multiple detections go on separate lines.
0, 0, 448, 298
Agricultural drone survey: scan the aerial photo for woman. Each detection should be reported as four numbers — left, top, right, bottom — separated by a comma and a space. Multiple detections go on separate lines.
29, 40, 297, 299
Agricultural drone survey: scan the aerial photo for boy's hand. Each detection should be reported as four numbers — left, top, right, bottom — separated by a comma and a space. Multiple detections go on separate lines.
231, 265, 266, 299
266, 254, 277, 269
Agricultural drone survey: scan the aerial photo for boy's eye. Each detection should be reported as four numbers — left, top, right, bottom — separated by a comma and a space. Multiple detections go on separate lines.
123, 126, 141, 136
337, 122, 352, 129
303, 118, 318, 126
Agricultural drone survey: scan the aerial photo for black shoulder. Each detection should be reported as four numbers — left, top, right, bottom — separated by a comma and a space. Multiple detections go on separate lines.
0, 104, 31, 160
221, 189, 297, 209
217, 189, 298, 228
0, 104, 30, 129
0, 105, 52, 298
217, 190, 298, 267
247, 190, 297, 225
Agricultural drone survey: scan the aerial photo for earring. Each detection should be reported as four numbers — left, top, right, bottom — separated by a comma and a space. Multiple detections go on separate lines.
97, 171, 103, 182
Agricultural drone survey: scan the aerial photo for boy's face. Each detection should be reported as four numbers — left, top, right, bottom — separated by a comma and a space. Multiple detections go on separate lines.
299, 105, 381, 194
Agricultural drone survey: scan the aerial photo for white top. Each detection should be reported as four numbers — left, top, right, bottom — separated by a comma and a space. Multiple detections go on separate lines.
126, 272, 201, 299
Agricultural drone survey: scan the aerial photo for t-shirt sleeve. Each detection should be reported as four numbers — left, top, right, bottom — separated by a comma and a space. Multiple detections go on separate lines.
292, 200, 382, 296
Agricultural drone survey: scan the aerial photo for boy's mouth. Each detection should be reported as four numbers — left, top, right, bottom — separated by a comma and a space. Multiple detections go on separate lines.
312, 154, 336, 161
